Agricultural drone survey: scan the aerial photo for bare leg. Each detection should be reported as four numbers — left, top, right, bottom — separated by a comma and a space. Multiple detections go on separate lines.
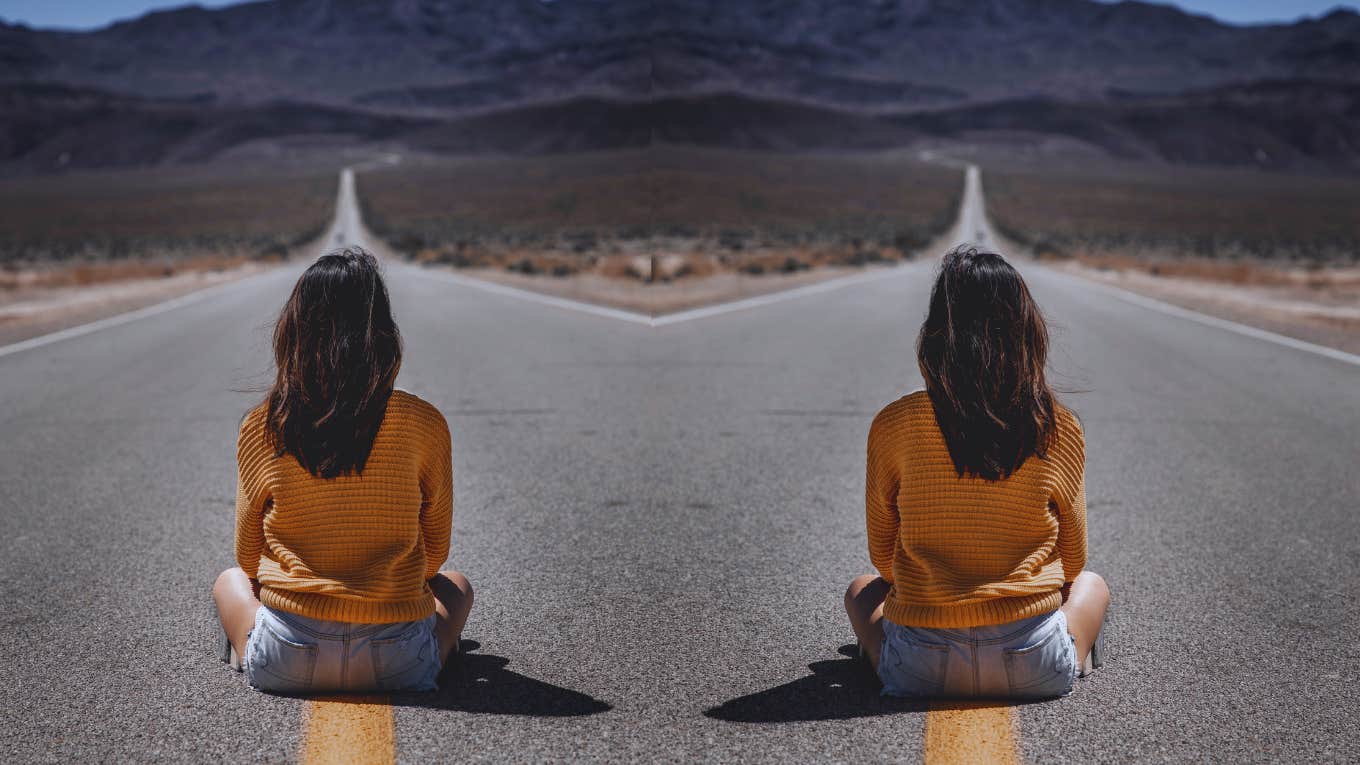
844, 575, 891, 668
429, 570, 474, 665
213, 567, 262, 659
1059, 571, 1110, 666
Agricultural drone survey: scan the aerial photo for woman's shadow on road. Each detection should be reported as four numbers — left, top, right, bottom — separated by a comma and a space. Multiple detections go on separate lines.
704, 645, 1029, 723
388, 640, 611, 717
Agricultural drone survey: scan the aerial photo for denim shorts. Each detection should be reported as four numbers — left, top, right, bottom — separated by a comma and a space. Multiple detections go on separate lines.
878, 609, 1078, 699
244, 605, 441, 694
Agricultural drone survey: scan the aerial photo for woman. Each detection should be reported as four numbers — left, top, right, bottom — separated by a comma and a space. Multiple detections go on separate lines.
844, 246, 1109, 699
212, 247, 474, 694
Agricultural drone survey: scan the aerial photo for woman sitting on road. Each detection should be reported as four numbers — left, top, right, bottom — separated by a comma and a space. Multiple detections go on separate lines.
845, 245, 1109, 699
212, 246, 473, 694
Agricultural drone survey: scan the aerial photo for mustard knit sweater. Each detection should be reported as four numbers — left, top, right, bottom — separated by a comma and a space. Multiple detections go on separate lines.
867, 391, 1086, 629
235, 389, 453, 623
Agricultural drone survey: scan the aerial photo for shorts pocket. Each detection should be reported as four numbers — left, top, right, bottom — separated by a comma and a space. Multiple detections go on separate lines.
371, 622, 438, 692
1002, 620, 1075, 698
247, 621, 319, 693
879, 627, 950, 697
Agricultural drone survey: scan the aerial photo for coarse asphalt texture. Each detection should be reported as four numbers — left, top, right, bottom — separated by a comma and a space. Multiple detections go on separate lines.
2, 165, 1357, 764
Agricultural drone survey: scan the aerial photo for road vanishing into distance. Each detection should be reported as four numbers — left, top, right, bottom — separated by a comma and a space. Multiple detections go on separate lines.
2, 164, 1357, 764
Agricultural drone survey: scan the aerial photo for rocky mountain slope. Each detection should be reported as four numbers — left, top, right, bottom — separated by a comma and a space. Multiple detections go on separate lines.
1, 0, 1357, 171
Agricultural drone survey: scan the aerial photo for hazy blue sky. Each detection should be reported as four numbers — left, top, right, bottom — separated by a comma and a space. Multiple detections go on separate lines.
0, 0, 1355, 31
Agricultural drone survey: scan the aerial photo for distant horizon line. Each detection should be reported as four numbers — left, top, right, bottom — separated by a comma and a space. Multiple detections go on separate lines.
0, 0, 1356, 34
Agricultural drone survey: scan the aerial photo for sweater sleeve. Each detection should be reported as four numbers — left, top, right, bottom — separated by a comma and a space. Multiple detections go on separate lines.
234, 411, 270, 579
1053, 416, 1088, 582
418, 409, 453, 579
865, 409, 900, 584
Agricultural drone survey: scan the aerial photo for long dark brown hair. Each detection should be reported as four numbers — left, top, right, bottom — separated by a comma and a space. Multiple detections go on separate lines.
262, 247, 401, 479
917, 246, 1057, 481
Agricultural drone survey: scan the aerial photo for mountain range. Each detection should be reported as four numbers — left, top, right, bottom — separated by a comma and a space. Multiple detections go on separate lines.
2, 0, 1358, 172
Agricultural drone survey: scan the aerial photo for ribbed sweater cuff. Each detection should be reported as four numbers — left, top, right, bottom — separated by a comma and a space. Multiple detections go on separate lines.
260, 587, 436, 624
883, 590, 1063, 629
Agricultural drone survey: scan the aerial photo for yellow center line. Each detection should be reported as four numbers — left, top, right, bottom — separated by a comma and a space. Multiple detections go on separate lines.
294, 686, 1015, 764
302, 696, 395, 765
924, 702, 1020, 765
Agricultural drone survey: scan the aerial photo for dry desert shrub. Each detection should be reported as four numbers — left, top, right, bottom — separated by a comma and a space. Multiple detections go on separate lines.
0, 165, 335, 270
664, 253, 719, 280
595, 254, 650, 280
987, 164, 1360, 269
1073, 251, 1360, 289
358, 146, 961, 281
1, 252, 257, 290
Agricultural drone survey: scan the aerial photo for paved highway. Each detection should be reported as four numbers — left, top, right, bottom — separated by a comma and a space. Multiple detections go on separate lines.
2, 165, 1357, 763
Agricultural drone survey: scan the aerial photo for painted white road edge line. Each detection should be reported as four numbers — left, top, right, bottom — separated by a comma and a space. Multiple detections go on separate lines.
0, 267, 286, 360
409, 266, 655, 325
363, 165, 948, 327
929, 158, 1359, 370
406, 260, 921, 328
0, 167, 358, 360
650, 265, 914, 326
1047, 266, 1360, 368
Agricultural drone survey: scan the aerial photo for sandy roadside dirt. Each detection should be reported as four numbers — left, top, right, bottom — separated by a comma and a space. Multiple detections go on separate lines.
8, 251, 1355, 358
0, 261, 277, 348
454, 263, 903, 315
977, 192, 1360, 358
407, 251, 1360, 360
355, 208, 918, 315
7, 165, 1355, 360
1050, 261, 1360, 356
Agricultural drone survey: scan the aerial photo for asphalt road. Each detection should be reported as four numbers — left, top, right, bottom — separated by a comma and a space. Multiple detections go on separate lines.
2, 166, 1357, 764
